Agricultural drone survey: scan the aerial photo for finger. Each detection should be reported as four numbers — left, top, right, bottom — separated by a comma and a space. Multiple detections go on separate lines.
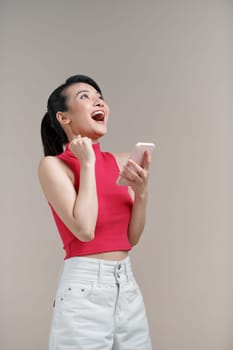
70, 134, 82, 144
142, 150, 151, 171
122, 165, 142, 182
121, 171, 136, 183
69, 136, 81, 152
125, 162, 148, 183
127, 159, 144, 174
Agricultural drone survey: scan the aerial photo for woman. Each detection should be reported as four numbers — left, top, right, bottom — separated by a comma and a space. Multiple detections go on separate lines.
38, 74, 153, 349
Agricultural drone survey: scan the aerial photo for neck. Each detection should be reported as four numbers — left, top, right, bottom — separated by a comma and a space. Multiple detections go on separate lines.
91, 138, 100, 144
67, 136, 102, 144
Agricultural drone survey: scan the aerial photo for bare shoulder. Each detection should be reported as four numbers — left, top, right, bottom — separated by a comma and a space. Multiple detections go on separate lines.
112, 152, 130, 172
37, 156, 74, 183
38, 156, 61, 176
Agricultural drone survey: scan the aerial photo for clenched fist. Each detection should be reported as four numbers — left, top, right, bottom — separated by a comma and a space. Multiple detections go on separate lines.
68, 134, 96, 165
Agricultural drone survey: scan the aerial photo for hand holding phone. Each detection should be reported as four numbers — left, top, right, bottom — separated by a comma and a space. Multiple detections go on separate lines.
116, 142, 156, 186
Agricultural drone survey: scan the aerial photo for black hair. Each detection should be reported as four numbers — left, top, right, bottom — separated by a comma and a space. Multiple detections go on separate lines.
40, 74, 102, 156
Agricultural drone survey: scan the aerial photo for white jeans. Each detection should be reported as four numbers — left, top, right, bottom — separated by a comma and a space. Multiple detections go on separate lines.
49, 255, 152, 349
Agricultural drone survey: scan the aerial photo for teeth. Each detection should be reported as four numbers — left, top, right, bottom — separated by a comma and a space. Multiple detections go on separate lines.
91, 110, 105, 122
92, 110, 104, 117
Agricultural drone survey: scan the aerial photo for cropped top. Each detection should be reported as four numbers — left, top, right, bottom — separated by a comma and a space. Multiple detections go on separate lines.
48, 142, 133, 259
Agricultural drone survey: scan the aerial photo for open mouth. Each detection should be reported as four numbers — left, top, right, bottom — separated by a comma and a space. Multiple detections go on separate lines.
91, 110, 105, 122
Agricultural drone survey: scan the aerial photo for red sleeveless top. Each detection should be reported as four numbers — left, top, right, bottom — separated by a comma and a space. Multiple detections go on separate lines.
48, 142, 133, 259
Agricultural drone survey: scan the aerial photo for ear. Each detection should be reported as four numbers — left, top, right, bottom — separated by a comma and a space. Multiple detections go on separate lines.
56, 111, 71, 126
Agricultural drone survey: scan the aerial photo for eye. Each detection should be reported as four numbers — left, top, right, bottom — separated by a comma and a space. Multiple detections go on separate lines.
80, 93, 89, 100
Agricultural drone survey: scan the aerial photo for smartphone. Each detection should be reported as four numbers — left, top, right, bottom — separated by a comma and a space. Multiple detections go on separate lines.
116, 142, 156, 186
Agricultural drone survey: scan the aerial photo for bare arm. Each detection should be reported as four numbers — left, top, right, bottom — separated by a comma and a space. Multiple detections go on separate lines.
37, 136, 98, 242
114, 151, 151, 246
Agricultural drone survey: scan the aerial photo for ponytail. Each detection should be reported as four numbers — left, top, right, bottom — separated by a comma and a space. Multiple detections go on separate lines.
40, 112, 68, 156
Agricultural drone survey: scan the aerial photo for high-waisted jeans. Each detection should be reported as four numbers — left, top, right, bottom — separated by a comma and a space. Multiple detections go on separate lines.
49, 255, 152, 349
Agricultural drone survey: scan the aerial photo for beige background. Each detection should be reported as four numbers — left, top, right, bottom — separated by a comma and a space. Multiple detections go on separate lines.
1, 1, 232, 349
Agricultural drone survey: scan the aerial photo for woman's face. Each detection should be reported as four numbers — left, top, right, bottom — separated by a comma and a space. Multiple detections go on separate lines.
60, 82, 110, 142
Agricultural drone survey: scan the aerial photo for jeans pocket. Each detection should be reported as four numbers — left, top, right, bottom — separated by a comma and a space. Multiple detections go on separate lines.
57, 281, 93, 303
51, 282, 93, 326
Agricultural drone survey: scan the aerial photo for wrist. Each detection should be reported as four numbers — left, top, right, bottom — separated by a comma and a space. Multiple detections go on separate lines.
134, 190, 148, 201
80, 160, 95, 169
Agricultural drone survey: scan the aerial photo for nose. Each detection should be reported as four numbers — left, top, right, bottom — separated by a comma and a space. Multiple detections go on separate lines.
95, 96, 104, 107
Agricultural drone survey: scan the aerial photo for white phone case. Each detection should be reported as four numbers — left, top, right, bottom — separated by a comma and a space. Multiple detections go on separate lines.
116, 142, 156, 186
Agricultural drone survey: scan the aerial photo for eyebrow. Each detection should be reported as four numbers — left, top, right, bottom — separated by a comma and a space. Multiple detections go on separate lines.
74, 89, 102, 98
75, 89, 89, 97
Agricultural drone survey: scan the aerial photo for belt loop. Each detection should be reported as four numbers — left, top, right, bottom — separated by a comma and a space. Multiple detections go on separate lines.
98, 259, 104, 285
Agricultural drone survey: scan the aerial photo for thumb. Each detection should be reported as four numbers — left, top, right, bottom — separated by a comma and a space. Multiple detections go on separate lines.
142, 150, 151, 171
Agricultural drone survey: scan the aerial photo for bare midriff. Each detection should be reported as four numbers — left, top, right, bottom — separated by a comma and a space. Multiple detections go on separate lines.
83, 250, 129, 261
